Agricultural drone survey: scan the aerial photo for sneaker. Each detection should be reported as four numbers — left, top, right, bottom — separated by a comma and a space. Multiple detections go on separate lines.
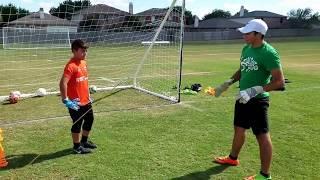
73, 146, 92, 154
213, 156, 239, 166
81, 140, 97, 149
244, 174, 272, 180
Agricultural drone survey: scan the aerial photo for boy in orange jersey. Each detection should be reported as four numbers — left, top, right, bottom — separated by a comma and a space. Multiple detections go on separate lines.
59, 39, 97, 154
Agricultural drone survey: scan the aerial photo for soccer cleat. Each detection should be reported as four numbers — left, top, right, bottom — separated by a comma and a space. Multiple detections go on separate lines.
81, 141, 97, 149
73, 146, 92, 154
213, 156, 239, 166
244, 174, 272, 180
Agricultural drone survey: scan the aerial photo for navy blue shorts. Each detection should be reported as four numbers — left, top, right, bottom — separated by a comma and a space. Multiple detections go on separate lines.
234, 97, 269, 135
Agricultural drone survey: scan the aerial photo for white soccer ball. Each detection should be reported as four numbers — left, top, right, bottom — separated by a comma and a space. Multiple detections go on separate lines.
36, 88, 47, 97
89, 85, 97, 94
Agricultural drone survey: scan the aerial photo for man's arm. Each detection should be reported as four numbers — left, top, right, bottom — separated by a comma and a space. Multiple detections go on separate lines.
230, 68, 241, 84
263, 68, 285, 92
59, 76, 69, 102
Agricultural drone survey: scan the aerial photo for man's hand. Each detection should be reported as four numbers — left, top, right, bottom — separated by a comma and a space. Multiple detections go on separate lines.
215, 79, 234, 97
63, 98, 80, 111
236, 86, 264, 104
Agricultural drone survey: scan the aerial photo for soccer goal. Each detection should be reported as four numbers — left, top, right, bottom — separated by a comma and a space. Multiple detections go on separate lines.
2, 27, 71, 49
0, 0, 185, 122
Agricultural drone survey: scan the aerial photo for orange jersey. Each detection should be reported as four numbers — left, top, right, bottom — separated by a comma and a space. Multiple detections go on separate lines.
63, 58, 90, 106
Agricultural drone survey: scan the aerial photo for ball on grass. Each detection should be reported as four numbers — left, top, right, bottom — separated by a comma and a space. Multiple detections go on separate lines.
89, 85, 97, 94
36, 88, 47, 97
9, 91, 21, 104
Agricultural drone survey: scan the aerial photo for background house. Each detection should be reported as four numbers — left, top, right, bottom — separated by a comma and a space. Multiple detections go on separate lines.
71, 4, 130, 31
6, 8, 77, 33
135, 8, 182, 28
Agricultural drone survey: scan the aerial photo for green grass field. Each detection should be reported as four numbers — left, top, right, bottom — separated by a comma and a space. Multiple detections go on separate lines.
0, 38, 320, 179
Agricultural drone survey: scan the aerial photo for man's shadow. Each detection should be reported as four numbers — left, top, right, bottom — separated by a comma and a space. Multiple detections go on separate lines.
171, 164, 229, 180
1, 148, 73, 170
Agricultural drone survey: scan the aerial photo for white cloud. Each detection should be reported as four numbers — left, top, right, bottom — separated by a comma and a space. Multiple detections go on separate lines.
21, 0, 33, 3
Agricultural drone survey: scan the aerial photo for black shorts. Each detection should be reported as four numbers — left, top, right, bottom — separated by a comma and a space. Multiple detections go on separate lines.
68, 103, 94, 133
234, 97, 269, 135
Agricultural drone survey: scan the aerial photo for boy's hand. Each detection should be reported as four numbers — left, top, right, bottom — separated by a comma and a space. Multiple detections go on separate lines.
215, 79, 234, 97
236, 86, 264, 104
63, 98, 80, 111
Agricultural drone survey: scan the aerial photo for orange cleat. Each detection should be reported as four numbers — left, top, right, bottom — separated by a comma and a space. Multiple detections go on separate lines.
213, 156, 239, 166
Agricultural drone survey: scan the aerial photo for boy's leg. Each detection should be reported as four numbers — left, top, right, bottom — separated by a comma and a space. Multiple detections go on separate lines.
81, 104, 97, 149
256, 132, 272, 175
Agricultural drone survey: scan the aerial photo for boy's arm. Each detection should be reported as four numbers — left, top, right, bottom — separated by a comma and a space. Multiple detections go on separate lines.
59, 75, 69, 102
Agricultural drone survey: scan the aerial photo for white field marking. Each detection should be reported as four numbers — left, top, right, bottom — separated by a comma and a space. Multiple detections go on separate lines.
0, 82, 57, 88
0, 103, 186, 127
179, 102, 204, 112
96, 77, 116, 83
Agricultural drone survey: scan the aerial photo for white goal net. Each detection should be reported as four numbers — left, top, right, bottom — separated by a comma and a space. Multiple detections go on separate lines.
2, 27, 71, 49
0, 0, 185, 122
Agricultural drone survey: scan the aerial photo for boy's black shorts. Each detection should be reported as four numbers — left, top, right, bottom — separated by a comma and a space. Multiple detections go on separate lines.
68, 103, 94, 133
234, 97, 269, 135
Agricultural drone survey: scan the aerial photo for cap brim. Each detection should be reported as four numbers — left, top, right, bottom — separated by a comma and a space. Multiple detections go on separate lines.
237, 27, 251, 34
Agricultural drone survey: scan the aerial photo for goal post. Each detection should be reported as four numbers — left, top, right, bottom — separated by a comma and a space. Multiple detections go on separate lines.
0, 0, 185, 122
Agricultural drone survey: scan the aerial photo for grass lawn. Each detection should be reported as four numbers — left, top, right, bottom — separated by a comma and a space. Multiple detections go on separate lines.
0, 37, 319, 179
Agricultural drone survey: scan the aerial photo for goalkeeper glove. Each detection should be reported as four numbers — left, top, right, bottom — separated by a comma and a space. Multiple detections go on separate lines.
215, 79, 234, 97
63, 98, 80, 111
236, 86, 264, 104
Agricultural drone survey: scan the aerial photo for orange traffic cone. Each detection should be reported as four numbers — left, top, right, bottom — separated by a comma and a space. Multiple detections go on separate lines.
0, 128, 8, 168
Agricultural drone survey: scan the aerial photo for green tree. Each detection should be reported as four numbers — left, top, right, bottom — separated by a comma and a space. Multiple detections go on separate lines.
173, 6, 194, 25
49, 0, 91, 20
203, 9, 231, 20
288, 8, 320, 28
0, 4, 29, 22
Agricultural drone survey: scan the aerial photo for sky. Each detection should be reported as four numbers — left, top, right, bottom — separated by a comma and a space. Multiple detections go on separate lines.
1, 0, 320, 19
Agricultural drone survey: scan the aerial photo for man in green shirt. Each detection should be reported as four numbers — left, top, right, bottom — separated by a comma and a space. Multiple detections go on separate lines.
213, 19, 285, 180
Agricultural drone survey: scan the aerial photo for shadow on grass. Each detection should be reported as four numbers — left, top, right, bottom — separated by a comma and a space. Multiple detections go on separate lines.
171, 164, 230, 180
1, 148, 73, 170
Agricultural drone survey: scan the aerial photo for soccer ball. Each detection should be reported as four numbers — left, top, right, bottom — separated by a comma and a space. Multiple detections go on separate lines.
89, 85, 97, 94
36, 88, 47, 97
9, 91, 21, 104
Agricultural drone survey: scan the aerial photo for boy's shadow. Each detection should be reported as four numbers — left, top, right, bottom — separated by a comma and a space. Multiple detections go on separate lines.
2, 148, 73, 170
171, 164, 229, 180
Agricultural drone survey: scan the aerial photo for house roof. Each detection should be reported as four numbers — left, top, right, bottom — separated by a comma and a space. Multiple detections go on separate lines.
198, 18, 244, 29
135, 8, 168, 16
233, 11, 286, 18
8, 12, 77, 26
74, 4, 130, 16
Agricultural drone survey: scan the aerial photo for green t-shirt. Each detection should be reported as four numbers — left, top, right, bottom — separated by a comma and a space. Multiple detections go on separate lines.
239, 41, 282, 98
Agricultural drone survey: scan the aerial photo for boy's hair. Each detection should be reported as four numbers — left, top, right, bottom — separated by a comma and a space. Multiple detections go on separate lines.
71, 39, 88, 51
254, 31, 265, 39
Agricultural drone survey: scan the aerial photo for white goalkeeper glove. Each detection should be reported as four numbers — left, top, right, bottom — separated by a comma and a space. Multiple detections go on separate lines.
215, 79, 234, 97
236, 86, 264, 104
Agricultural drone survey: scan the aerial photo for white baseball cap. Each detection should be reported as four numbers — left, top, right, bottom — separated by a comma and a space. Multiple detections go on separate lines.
237, 19, 268, 35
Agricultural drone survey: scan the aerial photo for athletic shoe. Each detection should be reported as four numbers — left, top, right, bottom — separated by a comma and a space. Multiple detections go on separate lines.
244, 174, 272, 180
73, 146, 92, 154
81, 140, 97, 149
213, 156, 239, 166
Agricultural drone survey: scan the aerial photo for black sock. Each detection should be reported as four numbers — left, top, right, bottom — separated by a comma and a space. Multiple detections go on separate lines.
228, 154, 238, 160
73, 143, 80, 149
260, 171, 270, 178
81, 136, 88, 143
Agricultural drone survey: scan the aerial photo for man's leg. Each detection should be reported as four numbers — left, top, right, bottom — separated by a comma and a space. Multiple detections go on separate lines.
230, 126, 246, 158
256, 132, 272, 175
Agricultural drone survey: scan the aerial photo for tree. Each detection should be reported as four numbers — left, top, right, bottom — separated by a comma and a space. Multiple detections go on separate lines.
49, 0, 91, 20
172, 6, 194, 25
0, 4, 29, 23
203, 9, 231, 20
287, 8, 320, 28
